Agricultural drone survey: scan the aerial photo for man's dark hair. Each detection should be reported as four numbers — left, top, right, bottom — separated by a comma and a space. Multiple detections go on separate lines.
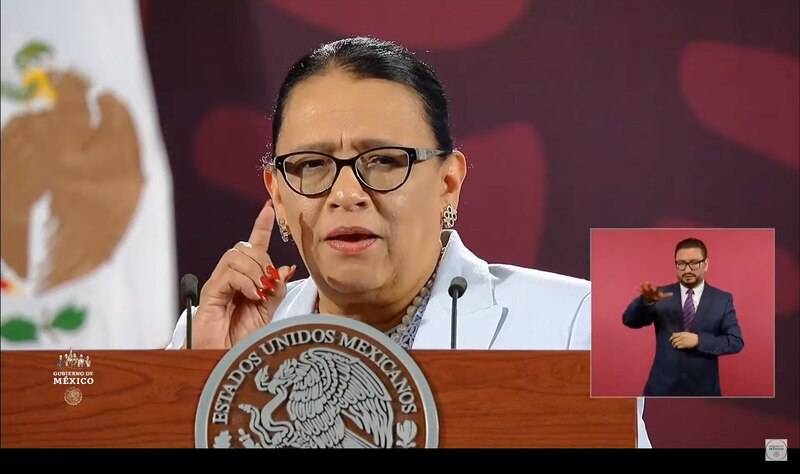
675, 238, 708, 259
267, 36, 453, 160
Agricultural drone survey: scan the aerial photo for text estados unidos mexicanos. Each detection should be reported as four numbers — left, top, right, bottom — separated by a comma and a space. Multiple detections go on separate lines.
53, 371, 94, 384
212, 329, 418, 424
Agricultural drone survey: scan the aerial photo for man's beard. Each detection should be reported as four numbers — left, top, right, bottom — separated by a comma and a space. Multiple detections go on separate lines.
681, 274, 702, 288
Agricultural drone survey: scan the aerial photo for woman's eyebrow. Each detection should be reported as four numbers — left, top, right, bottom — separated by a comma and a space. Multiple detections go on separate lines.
290, 138, 400, 153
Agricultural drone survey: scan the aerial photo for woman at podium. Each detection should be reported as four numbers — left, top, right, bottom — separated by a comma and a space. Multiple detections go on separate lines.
165, 36, 648, 447
168, 36, 591, 354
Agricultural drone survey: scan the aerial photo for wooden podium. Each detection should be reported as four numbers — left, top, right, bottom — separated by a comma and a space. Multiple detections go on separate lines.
1, 350, 635, 448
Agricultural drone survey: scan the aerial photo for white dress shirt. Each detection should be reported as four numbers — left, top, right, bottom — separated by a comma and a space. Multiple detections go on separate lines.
680, 281, 705, 309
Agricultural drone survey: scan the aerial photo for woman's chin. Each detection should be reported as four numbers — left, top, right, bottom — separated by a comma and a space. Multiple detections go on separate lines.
323, 270, 385, 295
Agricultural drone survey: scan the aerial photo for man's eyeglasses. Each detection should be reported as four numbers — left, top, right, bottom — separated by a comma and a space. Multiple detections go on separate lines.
270, 146, 451, 197
675, 259, 706, 271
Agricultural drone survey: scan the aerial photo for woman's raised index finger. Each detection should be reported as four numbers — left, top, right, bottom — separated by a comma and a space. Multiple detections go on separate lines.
248, 200, 275, 250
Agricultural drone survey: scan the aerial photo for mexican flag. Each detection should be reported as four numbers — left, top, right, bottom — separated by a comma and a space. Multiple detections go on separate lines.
0, 0, 176, 349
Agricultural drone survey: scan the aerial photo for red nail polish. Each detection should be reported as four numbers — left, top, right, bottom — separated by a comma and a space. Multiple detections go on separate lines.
267, 266, 280, 281
257, 288, 269, 300
260, 275, 276, 291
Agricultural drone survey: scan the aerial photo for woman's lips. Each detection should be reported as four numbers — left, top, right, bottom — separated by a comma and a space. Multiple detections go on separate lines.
325, 236, 377, 254
324, 226, 379, 254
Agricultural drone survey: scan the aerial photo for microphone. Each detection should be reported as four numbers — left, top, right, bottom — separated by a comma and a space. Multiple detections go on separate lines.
448, 276, 468, 349
180, 274, 199, 349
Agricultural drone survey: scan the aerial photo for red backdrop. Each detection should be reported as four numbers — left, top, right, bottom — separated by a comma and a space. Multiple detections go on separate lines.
143, 0, 798, 447
591, 229, 774, 397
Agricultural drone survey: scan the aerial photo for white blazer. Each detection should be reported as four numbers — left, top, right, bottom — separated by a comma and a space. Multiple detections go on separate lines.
167, 230, 650, 447
271, 230, 591, 350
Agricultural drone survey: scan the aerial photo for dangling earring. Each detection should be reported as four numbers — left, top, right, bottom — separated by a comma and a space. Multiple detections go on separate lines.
278, 218, 291, 242
441, 204, 458, 229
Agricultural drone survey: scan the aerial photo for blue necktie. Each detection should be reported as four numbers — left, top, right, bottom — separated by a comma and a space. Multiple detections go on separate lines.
683, 288, 695, 331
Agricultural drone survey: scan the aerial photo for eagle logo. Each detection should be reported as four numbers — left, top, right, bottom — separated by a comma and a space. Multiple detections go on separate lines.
0, 40, 142, 343
198, 317, 436, 449
237, 347, 394, 448
1, 40, 142, 293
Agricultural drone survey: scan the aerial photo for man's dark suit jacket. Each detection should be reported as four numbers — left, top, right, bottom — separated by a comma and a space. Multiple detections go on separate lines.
622, 283, 744, 396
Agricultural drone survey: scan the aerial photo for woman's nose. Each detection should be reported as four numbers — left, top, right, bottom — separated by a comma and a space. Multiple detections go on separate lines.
327, 166, 369, 210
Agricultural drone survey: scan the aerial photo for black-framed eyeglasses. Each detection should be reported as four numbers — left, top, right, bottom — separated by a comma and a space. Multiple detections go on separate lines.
270, 146, 451, 197
675, 259, 706, 271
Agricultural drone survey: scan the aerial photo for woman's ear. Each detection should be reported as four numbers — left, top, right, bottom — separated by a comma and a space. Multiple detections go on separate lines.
263, 166, 284, 219
441, 150, 467, 208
